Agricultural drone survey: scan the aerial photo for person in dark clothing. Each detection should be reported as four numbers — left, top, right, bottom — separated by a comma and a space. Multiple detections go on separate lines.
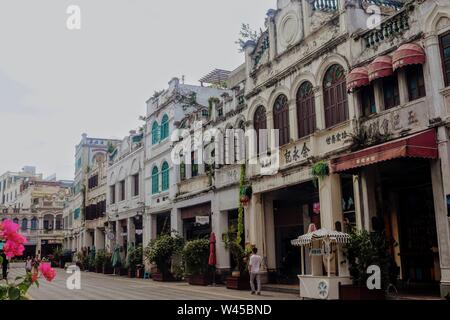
1, 251, 8, 280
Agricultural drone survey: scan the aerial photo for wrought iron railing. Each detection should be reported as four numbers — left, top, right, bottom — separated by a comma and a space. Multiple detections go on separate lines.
364, 0, 404, 11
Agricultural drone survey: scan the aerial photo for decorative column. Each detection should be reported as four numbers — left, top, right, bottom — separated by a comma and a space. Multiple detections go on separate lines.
318, 173, 343, 230
127, 217, 136, 246
424, 34, 446, 119
430, 127, 450, 297
314, 87, 325, 130
289, 99, 298, 142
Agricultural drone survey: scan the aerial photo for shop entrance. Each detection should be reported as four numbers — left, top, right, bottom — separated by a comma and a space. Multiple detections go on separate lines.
264, 181, 320, 284
375, 158, 440, 291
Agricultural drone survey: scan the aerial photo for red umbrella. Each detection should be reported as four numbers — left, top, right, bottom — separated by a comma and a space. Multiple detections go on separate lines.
208, 232, 216, 267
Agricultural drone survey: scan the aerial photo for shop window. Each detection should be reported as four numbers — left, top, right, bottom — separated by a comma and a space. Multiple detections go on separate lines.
382, 74, 400, 109
323, 64, 348, 128
296, 81, 316, 138
160, 114, 169, 140
273, 94, 290, 146
152, 121, 159, 145
440, 31, 450, 87
360, 85, 376, 117
152, 166, 159, 194
254, 105, 267, 154
132, 173, 139, 196
406, 64, 426, 101
161, 162, 169, 191
341, 176, 356, 232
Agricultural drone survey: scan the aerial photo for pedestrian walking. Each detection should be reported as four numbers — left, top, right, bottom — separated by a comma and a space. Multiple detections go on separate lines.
1, 251, 9, 280
25, 256, 33, 273
248, 247, 262, 295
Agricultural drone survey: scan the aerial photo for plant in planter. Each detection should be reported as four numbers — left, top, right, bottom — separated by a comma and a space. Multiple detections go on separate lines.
95, 249, 107, 273
102, 252, 114, 274
125, 244, 143, 278
311, 161, 329, 188
144, 233, 184, 282
182, 239, 210, 286
223, 227, 251, 290
341, 229, 392, 300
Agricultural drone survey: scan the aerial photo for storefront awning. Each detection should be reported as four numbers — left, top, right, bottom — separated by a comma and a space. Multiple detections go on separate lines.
346, 67, 370, 92
368, 55, 393, 82
330, 129, 438, 173
393, 43, 426, 71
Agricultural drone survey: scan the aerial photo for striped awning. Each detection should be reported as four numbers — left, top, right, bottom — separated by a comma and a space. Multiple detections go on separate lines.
291, 228, 350, 247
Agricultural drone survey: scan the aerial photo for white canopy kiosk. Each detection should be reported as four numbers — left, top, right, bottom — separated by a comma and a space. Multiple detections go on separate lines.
291, 228, 352, 300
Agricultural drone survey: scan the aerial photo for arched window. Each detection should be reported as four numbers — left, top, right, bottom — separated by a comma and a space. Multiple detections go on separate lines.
152, 121, 160, 145
21, 218, 28, 231
323, 64, 348, 128
31, 217, 38, 230
13, 218, 19, 225
253, 106, 267, 154
160, 114, 169, 140
161, 162, 169, 191
152, 166, 159, 194
296, 82, 316, 138
273, 94, 290, 146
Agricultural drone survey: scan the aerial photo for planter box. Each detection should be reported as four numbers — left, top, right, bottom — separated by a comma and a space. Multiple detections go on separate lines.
226, 276, 250, 290
339, 285, 386, 300
103, 266, 113, 274
188, 274, 210, 286
136, 268, 145, 279
128, 269, 136, 278
152, 272, 174, 282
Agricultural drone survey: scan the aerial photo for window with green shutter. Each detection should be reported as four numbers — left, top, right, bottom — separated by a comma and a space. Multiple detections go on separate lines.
161, 114, 169, 140
152, 121, 160, 145
161, 162, 169, 191
152, 166, 159, 194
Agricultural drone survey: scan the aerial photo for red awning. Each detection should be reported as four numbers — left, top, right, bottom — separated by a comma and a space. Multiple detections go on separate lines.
346, 67, 370, 92
330, 129, 438, 173
368, 55, 393, 82
393, 43, 426, 71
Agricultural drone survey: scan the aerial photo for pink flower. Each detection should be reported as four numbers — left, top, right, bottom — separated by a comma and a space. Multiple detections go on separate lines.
38, 263, 56, 282
0, 219, 20, 239
3, 240, 25, 259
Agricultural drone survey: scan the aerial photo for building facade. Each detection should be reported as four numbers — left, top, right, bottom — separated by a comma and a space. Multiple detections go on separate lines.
106, 129, 145, 259
1, 167, 71, 258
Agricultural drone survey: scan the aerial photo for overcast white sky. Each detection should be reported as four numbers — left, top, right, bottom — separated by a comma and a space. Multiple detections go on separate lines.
0, 0, 274, 180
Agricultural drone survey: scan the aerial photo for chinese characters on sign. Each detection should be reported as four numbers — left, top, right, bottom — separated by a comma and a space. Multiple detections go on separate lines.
325, 131, 348, 146
284, 143, 311, 164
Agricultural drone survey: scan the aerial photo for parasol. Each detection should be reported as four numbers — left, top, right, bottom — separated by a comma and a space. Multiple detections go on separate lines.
111, 244, 121, 268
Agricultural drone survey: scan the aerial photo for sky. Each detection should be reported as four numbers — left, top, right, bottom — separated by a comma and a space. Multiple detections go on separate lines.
0, 0, 275, 180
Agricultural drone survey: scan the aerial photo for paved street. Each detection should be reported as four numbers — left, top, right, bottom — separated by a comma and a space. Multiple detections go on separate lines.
6, 264, 298, 300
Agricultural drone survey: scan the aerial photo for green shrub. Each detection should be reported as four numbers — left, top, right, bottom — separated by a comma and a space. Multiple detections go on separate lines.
182, 239, 210, 276
144, 233, 184, 276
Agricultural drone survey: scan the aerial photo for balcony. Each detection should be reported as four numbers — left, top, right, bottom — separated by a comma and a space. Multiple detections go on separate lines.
177, 174, 211, 196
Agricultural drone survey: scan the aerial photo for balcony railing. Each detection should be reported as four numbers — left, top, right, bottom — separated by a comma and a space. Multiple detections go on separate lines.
363, 10, 409, 48
311, 0, 338, 12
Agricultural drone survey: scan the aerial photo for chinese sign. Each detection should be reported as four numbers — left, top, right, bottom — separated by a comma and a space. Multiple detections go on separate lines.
284, 142, 311, 165
325, 130, 349, 146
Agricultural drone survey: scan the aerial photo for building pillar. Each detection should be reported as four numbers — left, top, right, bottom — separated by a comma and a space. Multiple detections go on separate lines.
143, 212, 153, 248
115, 221, 124, 248
53, 216, 56, 230
211, 199, 229, 271
263, 193, 276, 271
127, 217, 136, 246
318, 173, 344, 230
171, 208, 183, 237
424, 34, 447, 119
430, 127, 450, 297
360, 167, 378, 231
94, 228, 105, 250
289, 100, 298, 142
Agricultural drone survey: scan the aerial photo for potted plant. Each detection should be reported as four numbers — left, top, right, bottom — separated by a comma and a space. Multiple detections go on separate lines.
224, 228, 251, 290
95, 250, 106, 273
341, 229, 391, 300
102, 253, 114, 274
182, 239, 210, 286
144, 233, 184, 282
126, 245, 143, 278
